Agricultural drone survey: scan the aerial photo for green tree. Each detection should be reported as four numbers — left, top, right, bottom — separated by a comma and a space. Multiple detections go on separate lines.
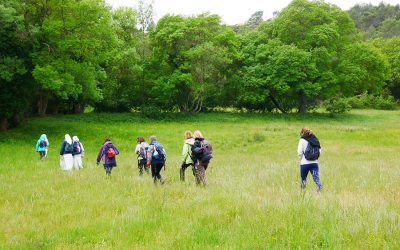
98, 7, 142, 111
26, 0, 117, 115
369, 37, 400, 99
240, 0, 388, 113
150, 14, 240, 112
0, 1, 33, 130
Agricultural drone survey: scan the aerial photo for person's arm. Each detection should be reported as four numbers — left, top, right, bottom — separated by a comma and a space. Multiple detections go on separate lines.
181, 143, 188, 163
297, 139, 303, 160
60, 141, 65, 155
113, 145, 119, 155
80, 142, 85, 157
96, 145, 103, 164
36, 140, 40, 152
135, 144, 140, 155
147, 145, 153, 166
46, 139, 49, 147
192, 143, 203, 156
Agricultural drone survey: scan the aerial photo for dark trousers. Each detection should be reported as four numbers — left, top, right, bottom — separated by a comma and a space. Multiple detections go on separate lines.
104, 164, 114, 175
138, 159, 148, 175
300, 163, 322, 191
180, 163, 194, 181
39, 151, 45, 160
151, 162, 164, 183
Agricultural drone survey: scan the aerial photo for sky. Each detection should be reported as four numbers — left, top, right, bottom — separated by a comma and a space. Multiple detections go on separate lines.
106, 0, 400, 25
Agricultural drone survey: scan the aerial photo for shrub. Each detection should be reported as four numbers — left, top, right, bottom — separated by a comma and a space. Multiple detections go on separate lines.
325, 98, 351, 114
347, 92, 397, 110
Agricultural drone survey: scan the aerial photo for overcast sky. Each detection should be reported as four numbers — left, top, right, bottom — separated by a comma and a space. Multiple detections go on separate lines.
106, 0, 400, 25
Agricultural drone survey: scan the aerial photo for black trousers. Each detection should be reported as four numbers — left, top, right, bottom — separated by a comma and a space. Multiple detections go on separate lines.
180, 163, 194, 181
138, 159, 148, 175
151, 162, 164, 182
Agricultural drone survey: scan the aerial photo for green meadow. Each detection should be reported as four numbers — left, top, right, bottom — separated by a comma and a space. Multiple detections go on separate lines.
1, 110, 399, 249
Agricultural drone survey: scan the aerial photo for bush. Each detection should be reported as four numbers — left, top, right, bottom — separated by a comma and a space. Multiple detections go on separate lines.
325, 98, 351, 114
347, 92, 397, 110
140, 106, 166, 120
374, 95, 397, 110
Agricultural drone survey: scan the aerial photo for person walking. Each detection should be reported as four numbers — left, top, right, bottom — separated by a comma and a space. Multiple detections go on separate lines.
135, 136, 149, 176
36, 134, 49, 160
191, 130, 212, 187
146, 135, 167, 184
297, 127, 322, 192
72, 136, 85, 170
180, 130, 195, 182
96, 138, 119, 177
60, 134, 74, 171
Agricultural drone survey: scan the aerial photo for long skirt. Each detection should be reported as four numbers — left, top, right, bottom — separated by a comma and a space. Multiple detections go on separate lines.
60, 154, 73, 171
73, 154, 83, 170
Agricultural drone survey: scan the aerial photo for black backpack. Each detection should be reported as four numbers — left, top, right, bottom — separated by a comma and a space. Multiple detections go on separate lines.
192, 140, 213, 163
303, 135, 320, 161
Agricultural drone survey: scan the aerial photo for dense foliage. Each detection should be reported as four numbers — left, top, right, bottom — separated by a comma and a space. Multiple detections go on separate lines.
0, 0, 399, 129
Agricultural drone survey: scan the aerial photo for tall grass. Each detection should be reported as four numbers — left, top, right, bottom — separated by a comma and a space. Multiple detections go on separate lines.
0, 109, 399, 248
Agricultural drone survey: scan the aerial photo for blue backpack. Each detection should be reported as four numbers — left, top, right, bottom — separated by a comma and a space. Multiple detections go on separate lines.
153, 143, 166, 161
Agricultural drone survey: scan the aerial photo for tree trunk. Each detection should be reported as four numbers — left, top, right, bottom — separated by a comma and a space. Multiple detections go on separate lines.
0, 118, 8, 131
37, 90, 49, 116
11, 113, 21, 128
298, 92, 307, 113
269, 94, 287, 114
73, 103, 84, 114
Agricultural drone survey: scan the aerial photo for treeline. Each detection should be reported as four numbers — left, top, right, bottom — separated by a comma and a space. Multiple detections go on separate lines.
1, 0, 399, 130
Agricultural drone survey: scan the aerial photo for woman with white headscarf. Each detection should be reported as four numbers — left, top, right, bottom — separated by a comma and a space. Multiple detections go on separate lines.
60, 134, 74, 171
72, 136, 84, 169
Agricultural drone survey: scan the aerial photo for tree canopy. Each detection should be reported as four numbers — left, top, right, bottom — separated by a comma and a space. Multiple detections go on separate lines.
0, 0, 398, 129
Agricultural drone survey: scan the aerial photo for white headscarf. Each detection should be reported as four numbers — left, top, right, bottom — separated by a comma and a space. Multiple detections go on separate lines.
65, 134, 72, 144
72, 136, 79, 142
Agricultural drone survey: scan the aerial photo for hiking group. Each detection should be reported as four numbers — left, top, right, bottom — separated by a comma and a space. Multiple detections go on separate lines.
35, 127, 322, 191
133, 131, 212, 186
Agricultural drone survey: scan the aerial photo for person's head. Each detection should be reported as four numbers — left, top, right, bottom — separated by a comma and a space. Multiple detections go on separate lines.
193, 130, 204, 139
184, 130, 193, 140
104, 137, 111, 144
137, 136, 145, 143
40, 134, 47, 140
300, 127, 312, 137
149, 135, 157, 143
65, 134, 72, 144
73, 136, 79, 142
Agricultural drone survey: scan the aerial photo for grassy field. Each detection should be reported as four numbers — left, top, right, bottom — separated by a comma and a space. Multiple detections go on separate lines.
0, 110, 399, 249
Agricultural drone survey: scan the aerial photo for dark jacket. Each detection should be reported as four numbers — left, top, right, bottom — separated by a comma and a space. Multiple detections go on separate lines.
60, 141, 73, 155
191, 138, 205, 162
96, 141, 119, 166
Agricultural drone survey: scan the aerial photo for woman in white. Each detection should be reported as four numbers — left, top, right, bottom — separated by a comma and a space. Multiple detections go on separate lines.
72, 136, 85, 169
297, 127, 322, 191
60, 134, 74, 171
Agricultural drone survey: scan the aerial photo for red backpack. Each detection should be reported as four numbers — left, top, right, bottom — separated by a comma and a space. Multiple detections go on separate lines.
107, 147, 116, 158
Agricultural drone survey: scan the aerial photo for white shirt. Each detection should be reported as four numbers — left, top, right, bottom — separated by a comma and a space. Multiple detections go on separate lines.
297, 138, 321, 165
135, 142, 149, 160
